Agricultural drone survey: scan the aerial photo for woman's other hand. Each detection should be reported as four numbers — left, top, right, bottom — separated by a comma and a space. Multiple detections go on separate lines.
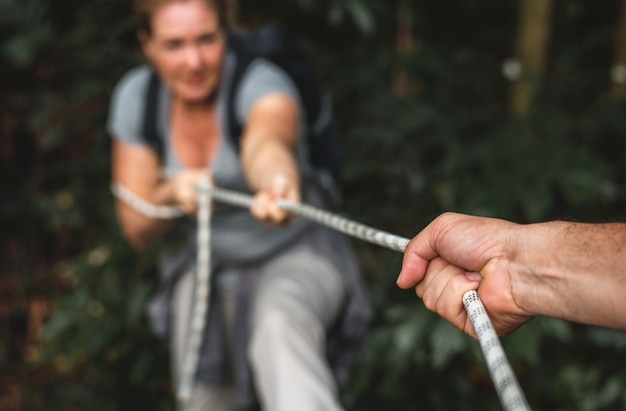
250, 172, 300, 226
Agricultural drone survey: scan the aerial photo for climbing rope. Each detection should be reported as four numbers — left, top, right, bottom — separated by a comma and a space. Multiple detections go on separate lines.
110, 183, 531, 411
209, 187, 410, 252
177, 177, 212, 404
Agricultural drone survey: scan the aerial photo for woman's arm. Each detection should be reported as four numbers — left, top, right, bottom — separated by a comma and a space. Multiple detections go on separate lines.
112, 139, 207, 248
240, 93, 301, 225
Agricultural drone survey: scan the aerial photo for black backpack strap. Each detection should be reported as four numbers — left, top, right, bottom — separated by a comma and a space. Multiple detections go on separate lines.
225, 31, 255, 144
143, 68, 165, 161
225, 26, 341, 180
225, 26, 323, 144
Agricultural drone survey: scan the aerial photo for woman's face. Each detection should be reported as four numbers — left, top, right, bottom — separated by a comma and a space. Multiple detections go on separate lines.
142, 0, 226, 103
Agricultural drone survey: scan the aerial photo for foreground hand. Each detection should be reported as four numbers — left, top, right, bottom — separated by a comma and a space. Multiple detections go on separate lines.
396, 212, 532, 337
171, 169, 212, 215
250, 173, 300, 226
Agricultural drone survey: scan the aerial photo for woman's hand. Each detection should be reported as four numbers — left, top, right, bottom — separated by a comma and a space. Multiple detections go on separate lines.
250, 172, 300, 226
171, 169, 213, 215
239, 93, 302, 227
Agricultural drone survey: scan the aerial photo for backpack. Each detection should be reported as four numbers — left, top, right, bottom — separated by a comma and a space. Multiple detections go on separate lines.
142, 25, 342, 187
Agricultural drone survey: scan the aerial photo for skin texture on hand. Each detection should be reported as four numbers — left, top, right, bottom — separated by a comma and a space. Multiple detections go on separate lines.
170, 169, 212, 214
397, 212, 626, 337
250, 173, 300, 226
396, 212, 532, 338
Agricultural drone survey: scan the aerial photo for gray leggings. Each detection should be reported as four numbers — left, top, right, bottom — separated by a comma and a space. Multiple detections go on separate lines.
171, 247, 347, 411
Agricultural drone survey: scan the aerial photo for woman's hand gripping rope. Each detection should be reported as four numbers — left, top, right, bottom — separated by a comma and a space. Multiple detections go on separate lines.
250, 172, 300, 226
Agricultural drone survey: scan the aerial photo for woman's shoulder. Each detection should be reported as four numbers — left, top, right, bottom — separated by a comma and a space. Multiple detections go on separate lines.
242, 58, 294, 89
112, 64, 153, 98
234, 58, 299, 122
107, 64, 155, 144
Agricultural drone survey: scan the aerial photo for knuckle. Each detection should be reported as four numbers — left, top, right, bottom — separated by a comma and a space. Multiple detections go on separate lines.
450, 275, 471, 295
421, 289, 435, 311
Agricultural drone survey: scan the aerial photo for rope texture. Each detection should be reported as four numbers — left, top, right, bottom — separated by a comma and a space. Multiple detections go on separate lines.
110, 183, 531, 411
177, 178, 212, 405
210, 187, 410, 252
463, 291, 530, 411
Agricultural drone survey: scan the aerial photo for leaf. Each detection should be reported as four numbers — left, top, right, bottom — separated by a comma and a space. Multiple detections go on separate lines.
328, 3, 344, 25
130, 352, 152, 384
41, 311, 75, 341
429, 320, 467, 369
597, 376, 624, 407
126, 283, 152, 327
2, 35, 37, 67
586, 327, 626, 349
534, 317, 572, 341
347, 0, 375, 35
501, 325, 540, 365
2, 25, 52, 67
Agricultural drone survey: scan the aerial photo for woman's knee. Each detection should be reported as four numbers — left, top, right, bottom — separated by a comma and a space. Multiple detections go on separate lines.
248, 306, 324, 364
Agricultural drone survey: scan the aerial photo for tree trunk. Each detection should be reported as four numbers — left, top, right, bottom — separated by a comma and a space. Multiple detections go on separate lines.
610, 0, 626, 99
226, 0, 239, 28
392, 0, 416, 97
509, 0, 554, 115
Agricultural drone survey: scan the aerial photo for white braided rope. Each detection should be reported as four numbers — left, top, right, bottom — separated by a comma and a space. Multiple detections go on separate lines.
463, 291, 530, 410
110, 184, 185, 218
110, 183, 531, 411
208, 187, 410, 252
177, 178, 212, 406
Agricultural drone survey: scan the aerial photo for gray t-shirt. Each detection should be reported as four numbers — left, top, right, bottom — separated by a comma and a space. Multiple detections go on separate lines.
108, 54, 319, 268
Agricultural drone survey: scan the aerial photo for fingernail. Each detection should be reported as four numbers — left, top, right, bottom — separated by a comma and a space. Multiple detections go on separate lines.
395, 270, 403, 284
465, 272, 481, 282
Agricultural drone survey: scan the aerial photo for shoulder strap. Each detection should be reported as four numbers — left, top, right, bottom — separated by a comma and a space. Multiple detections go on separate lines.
225, 26, 323, 142
143, 68, 165, 161
225, 27, 341, 179
225, 32, 255, 144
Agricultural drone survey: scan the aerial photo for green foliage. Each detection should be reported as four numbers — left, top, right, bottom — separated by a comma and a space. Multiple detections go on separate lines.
0, 0, 171, 409
3, 0, 626, 410
29, 242, 172, 411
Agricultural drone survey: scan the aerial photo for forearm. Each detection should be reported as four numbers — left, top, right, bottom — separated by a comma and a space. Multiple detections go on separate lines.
241, 134, 300, 192
239, 94, 301, 224
513, 221, 626, 329
115, 178, 180, 249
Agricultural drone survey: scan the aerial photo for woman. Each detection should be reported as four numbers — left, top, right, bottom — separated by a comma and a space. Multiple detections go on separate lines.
107, 0, 370, 410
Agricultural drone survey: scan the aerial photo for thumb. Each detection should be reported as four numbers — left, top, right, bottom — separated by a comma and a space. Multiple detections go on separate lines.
269, 174, 290, 200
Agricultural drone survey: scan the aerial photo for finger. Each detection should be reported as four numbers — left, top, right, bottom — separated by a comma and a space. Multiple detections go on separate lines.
250, 192, 271, 220
266, 175, 288, 220
267, 203, 290, 224
179, 180, 198, 214
417, 258, 468, 306
270, 173, 289, 198
250, 191, 288, 225
396, 224, 441, 289
417, 262, 481, 334
414, 257, 450, 299
173, 169, 210, 215
397, 212, 473, 288
432, 272, 481, 326
267, 174, 298, 224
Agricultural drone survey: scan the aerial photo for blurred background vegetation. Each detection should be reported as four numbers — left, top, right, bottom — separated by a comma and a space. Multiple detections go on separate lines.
2, 0, 626, 409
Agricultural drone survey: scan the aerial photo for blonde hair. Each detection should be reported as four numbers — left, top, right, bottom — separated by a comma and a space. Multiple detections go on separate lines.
133, 0, 229, 33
